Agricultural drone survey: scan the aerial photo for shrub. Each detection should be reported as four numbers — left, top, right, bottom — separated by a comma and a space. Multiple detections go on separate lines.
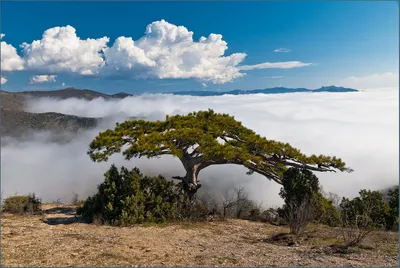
219, 186, 258, 219
339, 189, 391, 247
249, 208, 261, 219
340, 190, 390, 230
386, 187, 399, 231
262, 208, 285, 225
71, 192, 79, 205
314, 193, 342, 227
177, 199, 212, 221
340, 212, 374, 247
2, 193, 42, 214
77, 165, 183, 226
279, 168, 321, 235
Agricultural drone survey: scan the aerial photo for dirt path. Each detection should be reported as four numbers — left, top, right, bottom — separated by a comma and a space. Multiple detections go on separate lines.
1, 204, 398, 266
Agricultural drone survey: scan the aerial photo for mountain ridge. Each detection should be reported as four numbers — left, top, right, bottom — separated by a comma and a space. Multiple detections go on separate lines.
169, 85, 358, 96
1, 87, 134, 101
1, 85, 358, 101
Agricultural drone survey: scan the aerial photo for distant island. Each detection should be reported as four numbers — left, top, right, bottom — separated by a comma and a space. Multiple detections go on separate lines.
169, 86, 358, 96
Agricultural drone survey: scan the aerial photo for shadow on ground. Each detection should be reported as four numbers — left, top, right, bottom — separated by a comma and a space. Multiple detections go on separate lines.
44, 207, 76, 215
42, 206, 84, 225
43, 217, 80, 225
241, 233, 298, 247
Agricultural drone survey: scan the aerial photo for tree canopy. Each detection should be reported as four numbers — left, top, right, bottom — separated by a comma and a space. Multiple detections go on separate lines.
88, 109, 352, 198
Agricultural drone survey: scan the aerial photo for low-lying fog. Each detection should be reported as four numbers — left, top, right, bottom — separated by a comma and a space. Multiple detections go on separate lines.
2, 88, 398, 207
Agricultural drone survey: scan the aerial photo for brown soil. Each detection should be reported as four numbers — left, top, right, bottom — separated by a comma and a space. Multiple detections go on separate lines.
1, 204, 398, 267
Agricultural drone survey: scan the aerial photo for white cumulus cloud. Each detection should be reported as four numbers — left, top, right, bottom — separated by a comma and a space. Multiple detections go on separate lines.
239, 61, 311, 71
103, 20, 247, 84
1, 34, 25, 72
20, 25, 109, 75
30, 75, 57, 84
0, 21, 313, 84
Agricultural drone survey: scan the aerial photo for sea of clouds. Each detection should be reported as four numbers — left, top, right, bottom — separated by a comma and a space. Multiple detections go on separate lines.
1, 88, 398, 207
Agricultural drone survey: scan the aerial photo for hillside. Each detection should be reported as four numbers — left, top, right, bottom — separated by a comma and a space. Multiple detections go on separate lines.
19, 87, 133, 101
1, 88, 133, 110
1, 91, 26, 111
0, 88, 117, 138
1, 203, 398, 267
1, 109, 99, 139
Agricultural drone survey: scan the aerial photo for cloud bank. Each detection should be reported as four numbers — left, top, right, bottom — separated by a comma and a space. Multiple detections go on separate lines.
339, 72, 399, 90
2, 89, 398, 206
0, 20, 311, 84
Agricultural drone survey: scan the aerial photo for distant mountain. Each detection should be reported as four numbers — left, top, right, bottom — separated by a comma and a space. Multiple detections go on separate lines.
111, 92, 133, 98
17, 87, 134, 100
1, 88, 135, 111
169, 86, 358, 96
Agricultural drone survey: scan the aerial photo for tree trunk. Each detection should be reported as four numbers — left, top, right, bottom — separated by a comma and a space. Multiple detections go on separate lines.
177, 154, 217, 200
182, 163, 203, 201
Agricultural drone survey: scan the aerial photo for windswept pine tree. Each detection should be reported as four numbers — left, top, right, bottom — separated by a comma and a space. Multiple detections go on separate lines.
88, 110, 352, 200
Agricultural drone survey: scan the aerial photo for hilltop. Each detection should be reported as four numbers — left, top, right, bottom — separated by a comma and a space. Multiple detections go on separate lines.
1, 203, 397, 267
1, 87, 133, 111
14, 87, 133, 101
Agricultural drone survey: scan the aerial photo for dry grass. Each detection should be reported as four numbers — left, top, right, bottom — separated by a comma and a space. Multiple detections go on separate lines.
1, 204, 398, 267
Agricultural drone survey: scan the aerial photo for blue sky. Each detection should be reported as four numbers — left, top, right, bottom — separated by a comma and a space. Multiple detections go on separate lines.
1, 1, 398, 93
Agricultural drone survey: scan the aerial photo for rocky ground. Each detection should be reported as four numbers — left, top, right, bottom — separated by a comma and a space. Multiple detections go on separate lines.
1, 204, 398, 267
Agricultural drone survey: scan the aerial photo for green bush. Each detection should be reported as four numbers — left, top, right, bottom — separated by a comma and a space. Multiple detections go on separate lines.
340, 189, 390, 230
2, 193, 42, 214
386, 187, 399, 231
77, 165, 183, 226
314, 193, 342, 227
279, 168, 321, 235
